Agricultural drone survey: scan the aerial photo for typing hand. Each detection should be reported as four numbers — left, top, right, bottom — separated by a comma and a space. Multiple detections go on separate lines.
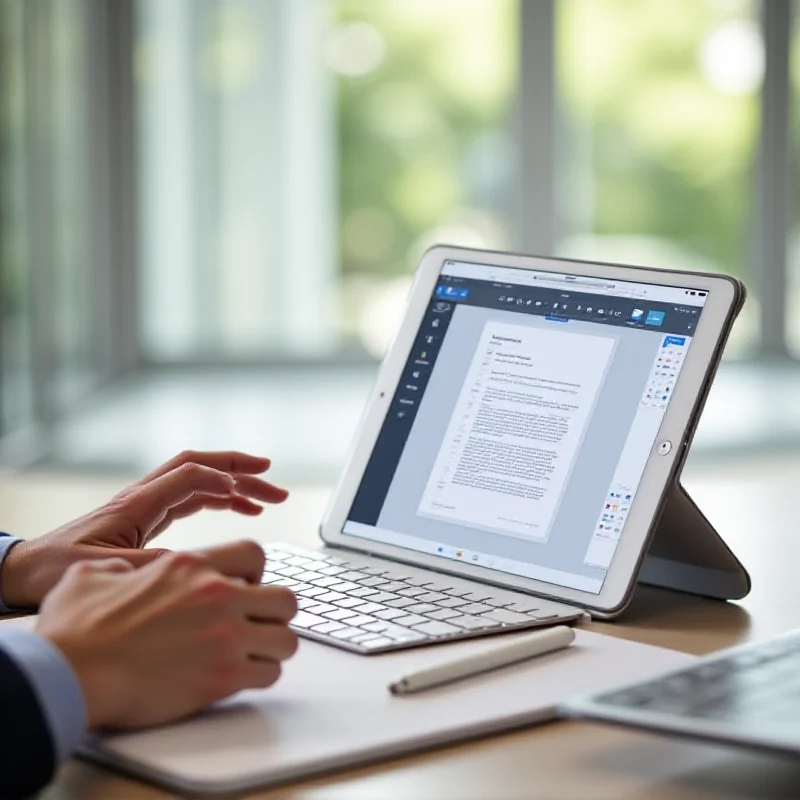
35, 540, 298, 730
0, 450, 288, 608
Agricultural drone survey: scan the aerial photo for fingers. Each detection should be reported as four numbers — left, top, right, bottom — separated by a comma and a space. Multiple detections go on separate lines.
247, 622, 298, 661
109, 547, 171, 568
229, 474, 288, 505
127, 463, 236, 532
239, 583, 298, 623
147, 494, 263, 539
195, 540, 267, 585
72, 557, 136, 576
138, 451, 273, 485
235, 659, 283, 691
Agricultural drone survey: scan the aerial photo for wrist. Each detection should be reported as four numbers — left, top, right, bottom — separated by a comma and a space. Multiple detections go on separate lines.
0, 539, 37, 609
38, 630, 120, 730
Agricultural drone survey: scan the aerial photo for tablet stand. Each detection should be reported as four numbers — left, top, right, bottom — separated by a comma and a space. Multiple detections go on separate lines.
638, 480, 750, 600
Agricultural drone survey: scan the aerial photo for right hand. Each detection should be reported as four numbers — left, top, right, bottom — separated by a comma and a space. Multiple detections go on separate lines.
35, 540, 298, 730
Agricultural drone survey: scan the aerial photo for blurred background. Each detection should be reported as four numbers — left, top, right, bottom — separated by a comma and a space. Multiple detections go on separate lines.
0, 0, 799, 489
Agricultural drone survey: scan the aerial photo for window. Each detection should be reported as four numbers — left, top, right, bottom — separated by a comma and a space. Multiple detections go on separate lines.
555, 0, 762, 357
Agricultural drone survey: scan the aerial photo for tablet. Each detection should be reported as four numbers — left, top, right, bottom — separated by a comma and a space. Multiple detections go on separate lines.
321, 246, 745, 617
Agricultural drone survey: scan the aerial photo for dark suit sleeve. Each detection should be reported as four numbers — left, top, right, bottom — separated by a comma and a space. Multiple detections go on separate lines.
0, 646, 57, 799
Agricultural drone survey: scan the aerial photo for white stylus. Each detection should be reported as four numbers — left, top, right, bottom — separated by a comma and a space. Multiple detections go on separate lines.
388, 625, 576, 695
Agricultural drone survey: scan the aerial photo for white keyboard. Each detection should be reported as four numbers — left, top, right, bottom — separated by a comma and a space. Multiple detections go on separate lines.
263, 543, 582, 653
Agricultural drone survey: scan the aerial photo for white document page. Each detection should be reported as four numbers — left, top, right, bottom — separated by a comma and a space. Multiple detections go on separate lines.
418, 321, 616, 541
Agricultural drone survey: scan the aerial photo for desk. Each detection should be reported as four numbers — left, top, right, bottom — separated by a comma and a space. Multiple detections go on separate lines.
4, 461, 798, 800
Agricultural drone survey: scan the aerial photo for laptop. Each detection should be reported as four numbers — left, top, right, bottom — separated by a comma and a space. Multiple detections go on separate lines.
562, 627, 800, 758
263, 246, 746, 654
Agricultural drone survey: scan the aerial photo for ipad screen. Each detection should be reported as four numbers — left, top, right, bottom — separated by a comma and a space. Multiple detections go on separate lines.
343, 259, 707, 594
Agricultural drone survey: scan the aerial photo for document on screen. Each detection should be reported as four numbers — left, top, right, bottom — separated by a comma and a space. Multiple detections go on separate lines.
418, 321, 616, 540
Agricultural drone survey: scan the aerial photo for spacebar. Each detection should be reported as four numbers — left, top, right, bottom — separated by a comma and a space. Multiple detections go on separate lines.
291, 610, 327, 629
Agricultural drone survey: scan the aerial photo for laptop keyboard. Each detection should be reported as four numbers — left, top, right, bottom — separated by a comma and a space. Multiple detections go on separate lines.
262, 542, 580, 653
592, 630, 800, 723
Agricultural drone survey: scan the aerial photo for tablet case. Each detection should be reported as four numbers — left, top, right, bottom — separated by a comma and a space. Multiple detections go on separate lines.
639, 479, 750, 601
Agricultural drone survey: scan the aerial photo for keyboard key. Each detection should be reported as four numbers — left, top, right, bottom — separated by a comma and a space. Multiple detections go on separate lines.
482, 609, 531, 625
448, 615, 501, 631
350, 632, 384, 644
403, 577, 430, 587
393, 614, 428, 627
404, 603, 438, 614
285, 557, 315, 568
367, 591, 400, 604
296, 586, 329, 598
296, 597, 319, 609
397, 587, 427, 598
352, 602, 386, 614
385, 628, 427, 643
290, 583, 312, 593
384, 597, 418, 609
318, 565, 347, 576
461, 592, 494, 602
264, 549, 290, 561
295, 571, 325, 583
359, 577, 389, 587
359, 637, 394, 650
531, 610, 559, 620
379, 582, 407, 593
435, 597, 468, 609
375, 608, 407, 620
272, 578, 300, 588
339, 571, 368, 582
485, 597, 514, 608
426, 608, 461, 621
506, 601, 541, 613
344, 614, 378, 627
419, 581, 456, 592
361, 567, 389, 575
291, 610, 327, 628
273, 565, 305, 577
412, 620, 460, 637
458, 602, 493, 615
445, 587, 474, 598
330, 627, 363, 640
328, 581, 361, 593
362, 621, 392, 633
349, 587, 379, 598
310, 620, 346, 634
415, 592, 447, 603
324, 609, 358, 621
304, 602, 337, 615
312, 576, 342, 588
260, 572, 283, 584
332, 598, 364, 609
315, 591, 347, 603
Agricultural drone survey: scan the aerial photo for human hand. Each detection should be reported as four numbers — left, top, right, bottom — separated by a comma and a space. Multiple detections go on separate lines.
35, 539, 298, 730
0, 451, 288, 608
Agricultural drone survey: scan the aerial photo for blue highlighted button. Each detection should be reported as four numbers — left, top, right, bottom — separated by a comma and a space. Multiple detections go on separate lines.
645, 310, 665, 326
436, 285, 469, 299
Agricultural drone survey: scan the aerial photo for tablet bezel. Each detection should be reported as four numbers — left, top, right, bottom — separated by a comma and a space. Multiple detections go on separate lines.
319, 245, 742, 615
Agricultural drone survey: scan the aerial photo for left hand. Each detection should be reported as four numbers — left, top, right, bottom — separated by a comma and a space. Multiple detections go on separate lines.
0, 451, 288, 608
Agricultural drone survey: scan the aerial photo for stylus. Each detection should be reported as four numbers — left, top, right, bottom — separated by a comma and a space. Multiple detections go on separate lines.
388, 625, 576, 695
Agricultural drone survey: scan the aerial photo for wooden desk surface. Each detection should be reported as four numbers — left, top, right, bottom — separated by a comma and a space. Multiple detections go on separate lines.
4, 459, 798, 799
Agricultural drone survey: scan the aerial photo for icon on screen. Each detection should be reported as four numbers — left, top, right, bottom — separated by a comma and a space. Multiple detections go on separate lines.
646, 310, 665, 326
431, 318, 440, 328
630, 308, 644, 321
